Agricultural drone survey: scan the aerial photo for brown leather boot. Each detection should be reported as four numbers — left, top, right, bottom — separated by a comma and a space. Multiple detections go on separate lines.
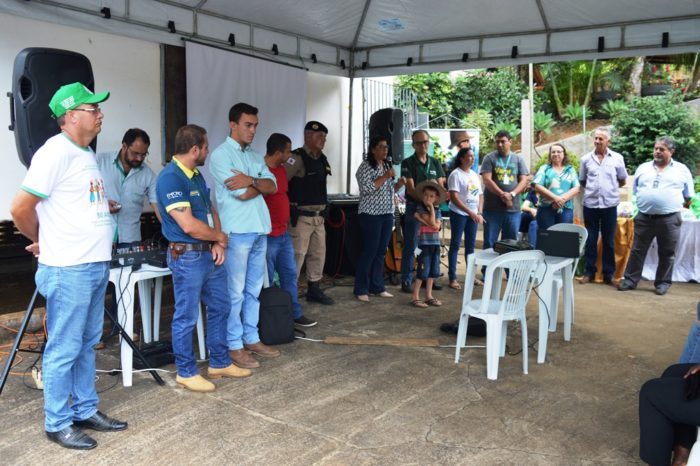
244, 341, 281, 358
229, 349, 260, 368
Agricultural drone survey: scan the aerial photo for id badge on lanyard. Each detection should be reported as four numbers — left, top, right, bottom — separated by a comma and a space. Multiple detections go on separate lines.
207, 213, 214, 228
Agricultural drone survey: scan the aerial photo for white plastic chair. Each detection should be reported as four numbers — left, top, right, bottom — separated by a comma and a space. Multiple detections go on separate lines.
454, 250, 544, 380
547, 223, 587, 340
688, 427, 700, 465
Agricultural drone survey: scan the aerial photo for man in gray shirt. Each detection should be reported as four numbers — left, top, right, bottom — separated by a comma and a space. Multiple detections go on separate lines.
97, 128, 160, 243
480, 131, 529, 257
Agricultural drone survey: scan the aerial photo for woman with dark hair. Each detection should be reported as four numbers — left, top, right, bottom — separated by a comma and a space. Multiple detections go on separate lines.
532, 143, 580, 231
353, 137, 404, 302
447, 147, 484, 290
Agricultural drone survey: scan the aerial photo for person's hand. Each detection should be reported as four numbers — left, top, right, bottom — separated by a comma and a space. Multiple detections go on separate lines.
224, 169, 253, 191
553, 197, 566, 209
108, 200, 121, 213
25, 242, 40, 258
211, 244, 225, 265
500, 192, 511, 204
215, 231, 228, 250
684, 364, 700, 378
468, 211, 479, 222
386, 167, 396, 179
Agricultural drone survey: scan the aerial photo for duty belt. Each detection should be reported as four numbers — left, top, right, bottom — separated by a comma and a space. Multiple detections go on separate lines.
168, 242, 212, 260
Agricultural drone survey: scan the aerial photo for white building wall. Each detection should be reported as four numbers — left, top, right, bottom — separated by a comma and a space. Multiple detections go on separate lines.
0, 12, 161, 220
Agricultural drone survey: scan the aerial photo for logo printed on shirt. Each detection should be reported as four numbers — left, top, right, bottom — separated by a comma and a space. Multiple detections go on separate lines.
190, 190, 200, 197
166, 191, 183, 200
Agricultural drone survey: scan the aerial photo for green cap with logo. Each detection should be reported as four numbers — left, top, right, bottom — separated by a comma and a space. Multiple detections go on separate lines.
48, 82, 110, 118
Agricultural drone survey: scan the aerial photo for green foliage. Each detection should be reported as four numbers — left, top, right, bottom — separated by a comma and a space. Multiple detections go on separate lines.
533, 111, 556, 136
492, 120, 521, 140
462, 109, 494, 157
454, 68, 528, 124
563, 102, 589, 122
395, 73, 456, 127
533, 150, 580, 173
599, 99, 629, 119
611, 92, 700, 172
429, 135, 451, 164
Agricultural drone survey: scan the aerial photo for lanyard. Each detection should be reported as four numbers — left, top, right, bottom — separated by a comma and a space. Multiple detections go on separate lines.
496, 153, 512, 170
417, 156, 432, 179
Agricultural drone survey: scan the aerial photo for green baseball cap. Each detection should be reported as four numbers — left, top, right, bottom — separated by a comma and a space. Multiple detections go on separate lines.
48, 82, 110, 117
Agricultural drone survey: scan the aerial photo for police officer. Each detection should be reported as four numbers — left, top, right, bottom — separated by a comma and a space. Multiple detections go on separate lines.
285, 121, 334, 305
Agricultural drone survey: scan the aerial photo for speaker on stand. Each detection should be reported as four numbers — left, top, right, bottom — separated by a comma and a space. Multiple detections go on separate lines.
368, 108, 405, 164
9, 48, 96, 168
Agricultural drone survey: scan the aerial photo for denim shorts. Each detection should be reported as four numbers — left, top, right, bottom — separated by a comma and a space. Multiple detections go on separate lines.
416, 245, 440, 280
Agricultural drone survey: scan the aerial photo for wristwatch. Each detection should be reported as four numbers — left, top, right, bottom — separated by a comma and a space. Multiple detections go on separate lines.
251, 177, 259, 188
510, 192, 516, 198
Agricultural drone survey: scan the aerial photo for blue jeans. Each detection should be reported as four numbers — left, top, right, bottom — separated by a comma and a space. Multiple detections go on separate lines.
400, 202, 419, 283
354, 213, 393, 295
225, 233, 267, 350
35, 261, 109, 432
448, 211, 478, 282
482, 210, 521, 250
168, 249, 231, 377
416, 245, 441, 280
583, 206, 617, 278
680, 322, 700, 363
267, 232, 302, 319
536, 205, 574, 232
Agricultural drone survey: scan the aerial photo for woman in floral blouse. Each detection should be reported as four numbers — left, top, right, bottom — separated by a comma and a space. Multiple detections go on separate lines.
532, 143, 580, 231
353, 136, 404, 302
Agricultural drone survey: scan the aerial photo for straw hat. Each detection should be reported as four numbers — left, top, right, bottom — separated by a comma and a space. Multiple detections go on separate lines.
448, 130, 470, 149
414, 179, 447, 205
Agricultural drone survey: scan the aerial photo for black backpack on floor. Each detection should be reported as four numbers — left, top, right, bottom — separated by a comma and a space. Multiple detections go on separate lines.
258, 287, 295, 345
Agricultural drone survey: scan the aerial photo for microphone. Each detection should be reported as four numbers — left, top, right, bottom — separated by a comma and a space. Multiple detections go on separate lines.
386, 155, 396, 180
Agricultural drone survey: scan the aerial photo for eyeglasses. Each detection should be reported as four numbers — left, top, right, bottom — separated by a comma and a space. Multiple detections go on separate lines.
413, 140, 430, 145
127, 147, 149, 159
71, 106, 101, 113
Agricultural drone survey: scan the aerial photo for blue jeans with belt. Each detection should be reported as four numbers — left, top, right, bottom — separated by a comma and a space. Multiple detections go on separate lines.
168, 249, 231, 377
36, 261, 109, 432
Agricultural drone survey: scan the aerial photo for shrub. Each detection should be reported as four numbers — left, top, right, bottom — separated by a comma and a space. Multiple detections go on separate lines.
563, 102, 589, 122
533, 111, 556, 141
492, 120, 521, 140
599, 99, 628, 119
454, 68, 528, 125
463, 109, 494, 157
395, 73, 455, 127
611, 92, 700, 172
533, 150, 580, 173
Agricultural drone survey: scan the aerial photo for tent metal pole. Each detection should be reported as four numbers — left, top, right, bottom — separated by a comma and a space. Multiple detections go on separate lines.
346, 76, 354, 194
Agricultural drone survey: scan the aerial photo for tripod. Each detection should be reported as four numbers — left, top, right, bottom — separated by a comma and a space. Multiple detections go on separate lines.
0, 286, 164, 396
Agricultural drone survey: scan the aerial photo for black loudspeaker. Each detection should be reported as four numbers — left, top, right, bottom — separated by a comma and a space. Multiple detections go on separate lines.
10, 48, 95, 167
369, 108, 404, 163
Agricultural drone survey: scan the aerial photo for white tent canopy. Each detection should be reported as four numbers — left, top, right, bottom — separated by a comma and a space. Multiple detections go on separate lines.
1, 0, 698, 77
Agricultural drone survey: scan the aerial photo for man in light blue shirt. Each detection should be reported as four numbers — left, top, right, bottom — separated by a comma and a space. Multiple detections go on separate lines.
578, 127, 628, 285
96, 128, 160, 243
209, 102, 279, 369
618, 136, 694, 295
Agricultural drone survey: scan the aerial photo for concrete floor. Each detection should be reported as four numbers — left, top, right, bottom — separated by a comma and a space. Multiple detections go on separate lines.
0, 259, 698, 465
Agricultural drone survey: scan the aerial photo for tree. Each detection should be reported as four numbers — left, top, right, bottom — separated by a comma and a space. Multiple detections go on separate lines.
395, 73, 456, 127
453, 68, 529, 125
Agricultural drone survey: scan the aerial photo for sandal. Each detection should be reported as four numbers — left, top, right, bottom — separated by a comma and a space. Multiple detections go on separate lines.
425, 298, 443, 307
448, 281, 462, 290
410, 299, 428, 308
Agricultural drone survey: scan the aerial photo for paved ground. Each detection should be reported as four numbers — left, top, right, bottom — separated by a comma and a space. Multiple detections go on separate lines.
0, 255, 697, 465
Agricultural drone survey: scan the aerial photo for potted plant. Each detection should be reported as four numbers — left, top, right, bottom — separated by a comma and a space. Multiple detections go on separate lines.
641, 63, 673, 96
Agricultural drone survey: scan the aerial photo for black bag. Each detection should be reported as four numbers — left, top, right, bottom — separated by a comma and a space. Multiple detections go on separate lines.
439, 317, 487, 337
258, 287, 295, 345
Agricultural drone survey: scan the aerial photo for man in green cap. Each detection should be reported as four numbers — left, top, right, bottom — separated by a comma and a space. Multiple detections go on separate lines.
10, 82, 128, 450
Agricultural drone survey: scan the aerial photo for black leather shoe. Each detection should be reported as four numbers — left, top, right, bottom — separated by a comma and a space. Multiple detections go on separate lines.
655, 283, 671, 296
603, 275, 613, 285
617, 280, 636, 291
46, 425, 97, 450
401, 281, 413, 293
74, 411, 128, 432
421, 281, 443, 290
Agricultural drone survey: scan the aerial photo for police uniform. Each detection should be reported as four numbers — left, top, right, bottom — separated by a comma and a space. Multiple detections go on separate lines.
284, 121, 334, 305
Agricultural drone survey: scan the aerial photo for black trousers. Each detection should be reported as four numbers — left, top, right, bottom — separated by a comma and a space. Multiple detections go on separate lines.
624, 212, 681, 287
639, 363, 700, 465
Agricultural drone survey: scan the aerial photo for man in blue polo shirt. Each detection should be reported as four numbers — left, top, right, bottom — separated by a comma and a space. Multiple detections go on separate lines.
209, 102, 278, 370
618, 136, 694, 295
157, 124, 250, 393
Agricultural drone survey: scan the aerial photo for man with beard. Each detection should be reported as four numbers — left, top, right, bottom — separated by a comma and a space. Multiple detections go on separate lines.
97, 128, 161, 244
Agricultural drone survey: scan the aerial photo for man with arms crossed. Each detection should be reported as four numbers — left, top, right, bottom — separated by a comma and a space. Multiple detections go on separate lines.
11, 82, 126, 450
156, 124, 251, 393
209, 103, 279, 370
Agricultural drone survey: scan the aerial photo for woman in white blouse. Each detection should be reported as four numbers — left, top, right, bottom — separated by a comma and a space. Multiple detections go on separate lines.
353, 136, 404, 302
447, 147, 485, 290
